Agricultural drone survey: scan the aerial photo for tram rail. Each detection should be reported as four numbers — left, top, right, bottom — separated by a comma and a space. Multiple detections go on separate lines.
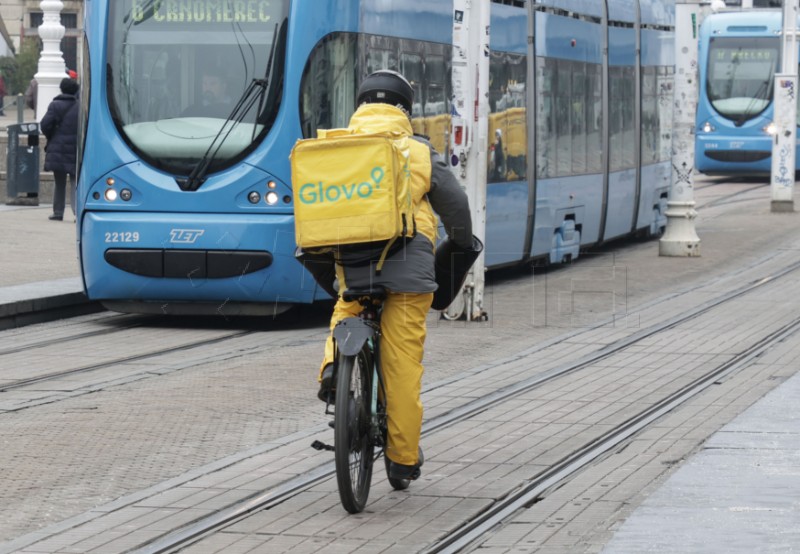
0, 314, 140, 357
426, 316, 800, 553
132, 257, 800, 554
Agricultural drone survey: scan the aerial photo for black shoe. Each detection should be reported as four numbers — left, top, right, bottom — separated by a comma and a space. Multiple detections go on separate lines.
48, 214, 63, 221
317, 363, 334, 402
387, 447, 424, 481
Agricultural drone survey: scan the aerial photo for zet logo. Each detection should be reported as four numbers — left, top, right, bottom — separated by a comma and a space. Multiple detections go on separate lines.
299, 167, 384, 204
170, 229, 205, 244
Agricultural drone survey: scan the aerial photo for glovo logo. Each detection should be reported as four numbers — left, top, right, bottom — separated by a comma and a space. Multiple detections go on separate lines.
299, 167, 384, 204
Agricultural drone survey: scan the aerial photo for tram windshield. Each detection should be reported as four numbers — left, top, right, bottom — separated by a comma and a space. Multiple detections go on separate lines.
107, 0, 289, 176
706, 36, 778, 124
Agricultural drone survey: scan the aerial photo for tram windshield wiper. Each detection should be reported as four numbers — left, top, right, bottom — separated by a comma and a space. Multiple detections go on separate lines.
735, 78, 772, 127
178, 21, 285, 192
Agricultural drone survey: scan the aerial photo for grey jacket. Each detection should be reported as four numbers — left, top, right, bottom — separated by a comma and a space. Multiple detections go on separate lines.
336, 136, 473, 294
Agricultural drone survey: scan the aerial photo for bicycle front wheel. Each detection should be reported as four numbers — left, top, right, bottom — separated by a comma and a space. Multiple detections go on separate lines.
334, 349, 375, 513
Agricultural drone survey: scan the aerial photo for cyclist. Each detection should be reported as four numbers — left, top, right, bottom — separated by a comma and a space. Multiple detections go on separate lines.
314, 70, 475, 481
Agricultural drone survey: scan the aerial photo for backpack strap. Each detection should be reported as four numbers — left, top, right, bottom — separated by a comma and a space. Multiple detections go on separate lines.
374, 237, 398, 275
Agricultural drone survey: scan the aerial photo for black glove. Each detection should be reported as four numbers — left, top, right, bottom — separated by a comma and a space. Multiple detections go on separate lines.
295, 248, 337, 299
432, 235, 483, 311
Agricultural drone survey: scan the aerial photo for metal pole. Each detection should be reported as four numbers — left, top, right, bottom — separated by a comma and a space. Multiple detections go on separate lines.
34, 0, 67, 122
769, 0, 798, 213
447, 0, 488, 321
659, 0, 702, 257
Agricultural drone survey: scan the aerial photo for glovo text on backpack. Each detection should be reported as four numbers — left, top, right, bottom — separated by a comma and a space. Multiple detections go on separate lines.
291, 103, 435, 273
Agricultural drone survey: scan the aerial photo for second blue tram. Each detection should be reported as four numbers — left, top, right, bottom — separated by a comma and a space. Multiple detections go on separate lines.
696, 10, 800, 175
77, 0, 675, 316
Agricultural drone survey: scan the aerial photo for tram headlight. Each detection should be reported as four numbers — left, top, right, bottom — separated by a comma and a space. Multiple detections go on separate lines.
265, 191, 279, 205
120, 189, 132, 201
248, 191, 261, 204
701, 121, 716, 133
104, 189, 118, 202
763, 122, 778, 136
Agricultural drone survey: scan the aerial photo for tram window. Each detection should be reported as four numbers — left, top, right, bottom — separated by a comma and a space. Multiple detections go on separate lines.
401, 52, 423, 109
425, 55, 447, 116
707, 36, 778, 122
642, 66, 657, 164
366, 47, 398, 77
77, 35, 90, 181
556, 63, 572, 177
609, 66, 624, 172
424, 54, 450, 154
300, 33, 358, 137
571, 65, 587, 175
106, 0, 288, 175
488, 51, 527, 182
300, 33, 451, 141
586, 64, 602, 174
536, 57, 555, 179
622, 67, 635, 169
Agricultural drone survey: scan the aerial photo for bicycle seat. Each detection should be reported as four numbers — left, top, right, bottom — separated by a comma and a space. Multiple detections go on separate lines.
341, 286, 387, 303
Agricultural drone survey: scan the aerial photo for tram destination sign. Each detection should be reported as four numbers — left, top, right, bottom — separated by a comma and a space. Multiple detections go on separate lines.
129, 0, 280, 25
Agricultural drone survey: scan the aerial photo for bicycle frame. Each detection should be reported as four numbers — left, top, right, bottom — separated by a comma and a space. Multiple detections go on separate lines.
325, 290, 414, 512
331, 296, 388, 453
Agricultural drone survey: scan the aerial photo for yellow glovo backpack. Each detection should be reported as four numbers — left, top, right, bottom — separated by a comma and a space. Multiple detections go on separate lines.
290, 116, 416, 273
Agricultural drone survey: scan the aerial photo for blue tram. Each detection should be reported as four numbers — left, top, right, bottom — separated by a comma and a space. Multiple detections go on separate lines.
695, 10, 800, 175
77, 0, 675, 315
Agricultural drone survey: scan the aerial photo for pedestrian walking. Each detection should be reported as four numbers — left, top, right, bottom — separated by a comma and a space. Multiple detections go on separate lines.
40, 78, 79, 221
25, 78, 38, 117
0, 71, 6, 116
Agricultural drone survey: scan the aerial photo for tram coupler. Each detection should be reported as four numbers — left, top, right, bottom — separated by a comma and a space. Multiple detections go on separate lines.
311, 440, 334, 452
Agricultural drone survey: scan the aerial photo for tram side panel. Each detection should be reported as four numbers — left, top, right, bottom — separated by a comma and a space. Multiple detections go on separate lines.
530, 10, 605, 261
638, 26, 673, 235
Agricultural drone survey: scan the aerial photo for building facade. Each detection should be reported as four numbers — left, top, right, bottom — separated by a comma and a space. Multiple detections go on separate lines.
0, 0, 84, 71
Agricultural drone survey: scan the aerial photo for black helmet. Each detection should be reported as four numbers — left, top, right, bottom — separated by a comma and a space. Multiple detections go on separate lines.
356, 70, 413, 113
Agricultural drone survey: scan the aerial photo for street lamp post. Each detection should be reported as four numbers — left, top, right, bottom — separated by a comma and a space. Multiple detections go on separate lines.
659, 0, 703, 257
34, 0, 67, 122
770, 0, 798, 213
447, 0, 489, 321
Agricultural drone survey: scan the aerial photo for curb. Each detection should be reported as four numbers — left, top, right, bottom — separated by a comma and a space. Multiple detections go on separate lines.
0, 277, 103, 330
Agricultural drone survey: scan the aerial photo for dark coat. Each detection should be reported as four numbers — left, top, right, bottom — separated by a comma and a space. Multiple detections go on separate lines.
41, 93, 79, 174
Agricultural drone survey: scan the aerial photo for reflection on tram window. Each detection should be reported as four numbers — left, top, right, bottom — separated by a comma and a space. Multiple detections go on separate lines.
300, 32, 452, 156
488, 51, 527, 183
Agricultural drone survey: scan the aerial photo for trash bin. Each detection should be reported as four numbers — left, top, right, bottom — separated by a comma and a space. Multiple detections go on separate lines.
6, 122, 40, 206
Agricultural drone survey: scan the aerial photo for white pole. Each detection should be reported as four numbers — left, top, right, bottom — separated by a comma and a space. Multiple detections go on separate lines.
741, 0, 753, 9
769, 0, 798, 213
448, 0, 489, 321
659, 0, 702, 257
34, 0, 67, 122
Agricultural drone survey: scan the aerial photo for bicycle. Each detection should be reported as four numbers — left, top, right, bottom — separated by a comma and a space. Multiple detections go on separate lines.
313, 285, 411, 513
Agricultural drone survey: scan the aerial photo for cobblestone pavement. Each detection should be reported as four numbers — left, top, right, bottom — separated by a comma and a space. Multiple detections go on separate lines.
0, 178, 798, 552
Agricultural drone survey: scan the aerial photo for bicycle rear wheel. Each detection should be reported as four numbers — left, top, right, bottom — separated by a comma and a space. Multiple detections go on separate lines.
334, 349, 375, 513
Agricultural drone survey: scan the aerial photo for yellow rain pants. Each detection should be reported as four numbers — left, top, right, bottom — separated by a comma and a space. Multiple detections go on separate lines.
319, 291, 433, 467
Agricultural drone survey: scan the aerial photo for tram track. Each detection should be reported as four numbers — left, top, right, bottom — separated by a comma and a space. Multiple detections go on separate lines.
0, 305, 333, 406
695, 183, 766, 209
132, 256, 800, 554
426, 315, 800, 553
0, 317, 142, 357
0, 329, 255, 394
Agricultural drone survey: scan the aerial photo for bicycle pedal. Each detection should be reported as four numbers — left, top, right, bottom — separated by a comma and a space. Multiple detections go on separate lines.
311, 440, 334, 452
